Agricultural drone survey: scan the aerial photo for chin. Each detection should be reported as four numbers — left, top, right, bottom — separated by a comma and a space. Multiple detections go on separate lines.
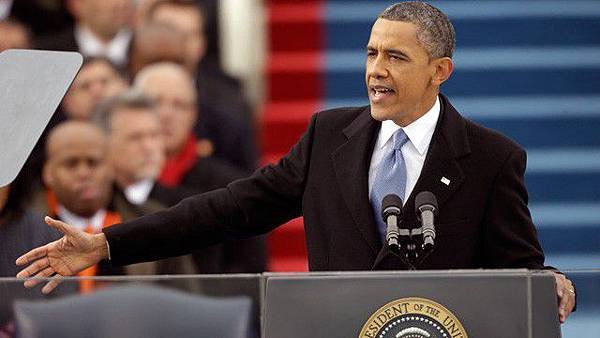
369, 107, 393, 122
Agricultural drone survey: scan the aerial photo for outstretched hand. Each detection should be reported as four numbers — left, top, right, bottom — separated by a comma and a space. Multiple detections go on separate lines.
15, 216, 109, 294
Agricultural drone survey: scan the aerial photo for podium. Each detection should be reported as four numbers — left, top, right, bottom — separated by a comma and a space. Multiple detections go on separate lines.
263, 270, 561, 338
1, 271, 564, 337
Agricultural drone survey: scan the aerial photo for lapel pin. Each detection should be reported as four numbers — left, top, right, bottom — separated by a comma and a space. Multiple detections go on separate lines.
441, 177, 451, 186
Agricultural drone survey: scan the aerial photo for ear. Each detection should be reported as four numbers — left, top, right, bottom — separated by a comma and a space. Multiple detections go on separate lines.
431, 57, 454, 86
42, 163, 53, 189
66, 0, 82, 19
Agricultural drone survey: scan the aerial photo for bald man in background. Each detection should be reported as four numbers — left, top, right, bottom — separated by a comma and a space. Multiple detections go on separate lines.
134, 62, 246, 192
37, 121, 122, 292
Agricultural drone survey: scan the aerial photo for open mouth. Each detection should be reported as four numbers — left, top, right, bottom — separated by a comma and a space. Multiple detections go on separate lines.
78, 186, 99, 200
369, 85, 395, 102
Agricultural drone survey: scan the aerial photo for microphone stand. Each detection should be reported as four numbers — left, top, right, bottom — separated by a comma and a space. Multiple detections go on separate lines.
394, 226, 435, 269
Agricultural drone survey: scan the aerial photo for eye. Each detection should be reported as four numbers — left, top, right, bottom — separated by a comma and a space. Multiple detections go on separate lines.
65, 159, 78, 169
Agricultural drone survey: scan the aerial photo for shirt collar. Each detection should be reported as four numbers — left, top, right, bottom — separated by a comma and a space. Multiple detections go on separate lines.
57, 206, 106, 232
124, 179, 155, 205
74, 24, 132, 66
376, 96, 440, 155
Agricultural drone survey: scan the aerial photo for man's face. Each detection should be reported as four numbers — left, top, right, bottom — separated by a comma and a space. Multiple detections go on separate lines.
150, 4, 205, 71
75, 0, 132, 39
366, 19, 438, 126
108, 108, 165, 186
138, 72, 197, 156
63, 60, 127, 120
44, 124, 113, 218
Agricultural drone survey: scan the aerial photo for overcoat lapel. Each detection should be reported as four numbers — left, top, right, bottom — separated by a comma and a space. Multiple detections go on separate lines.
409, 95, 471, 210
332, 107, 382, 255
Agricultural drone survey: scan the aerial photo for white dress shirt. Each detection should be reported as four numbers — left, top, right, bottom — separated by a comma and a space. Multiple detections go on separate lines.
57, 206, 107, 233
368, 96, 441, 204
124, 179, 155, 205
74, 24, 132, 67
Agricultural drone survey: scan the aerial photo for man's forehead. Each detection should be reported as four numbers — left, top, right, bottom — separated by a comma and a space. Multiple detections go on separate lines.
111, 108, 159, 130
47, 125, 107, 158
78, 62, 117, 80
145, 74, 195, 99
368, 19, 419, 45
154, 3, 203, 21
113, 107, 155, 119
50, 144, 106, 163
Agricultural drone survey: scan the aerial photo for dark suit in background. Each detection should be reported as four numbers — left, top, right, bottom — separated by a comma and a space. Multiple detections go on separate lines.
195, 73, 258, 172
9, 0, 73, 37
34, 26, 78, 53
104, 95, 545, 271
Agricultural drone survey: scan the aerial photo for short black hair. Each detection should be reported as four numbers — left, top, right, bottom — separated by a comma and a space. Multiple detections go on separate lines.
93, 89, 157, 133
379, 1, 456, 58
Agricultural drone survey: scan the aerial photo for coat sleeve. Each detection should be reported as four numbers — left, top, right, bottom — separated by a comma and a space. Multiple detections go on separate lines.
103, 113, 320, 266
481, 147, 546, 269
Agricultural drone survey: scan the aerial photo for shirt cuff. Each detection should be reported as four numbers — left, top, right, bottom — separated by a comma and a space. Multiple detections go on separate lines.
105, 239, 112, 261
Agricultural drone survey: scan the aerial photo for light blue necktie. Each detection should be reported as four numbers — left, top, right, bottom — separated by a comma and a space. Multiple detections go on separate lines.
370, 129, 409, 240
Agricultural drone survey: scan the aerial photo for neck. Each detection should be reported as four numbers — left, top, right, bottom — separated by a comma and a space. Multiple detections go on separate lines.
115, 174, 137, 190
61, 205, 99, 220
80, 23, 116, 44
393, 91, 438, 127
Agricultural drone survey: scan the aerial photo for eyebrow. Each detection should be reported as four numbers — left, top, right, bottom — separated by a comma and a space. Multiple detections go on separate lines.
366, 46, 411, 60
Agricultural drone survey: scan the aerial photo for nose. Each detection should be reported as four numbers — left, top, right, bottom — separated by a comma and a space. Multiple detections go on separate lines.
89, 81, 108, 101
141, 134, 161, 154
157, 104, 172, 123
75, 162, 93, 180
367, 54, 388, 79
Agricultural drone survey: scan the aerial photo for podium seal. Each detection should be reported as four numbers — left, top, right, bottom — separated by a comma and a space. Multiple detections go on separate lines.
359, 297, 468, 338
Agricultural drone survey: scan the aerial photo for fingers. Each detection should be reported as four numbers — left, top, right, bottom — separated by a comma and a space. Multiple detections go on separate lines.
16, 257, 50, 278
23, 266, 55, 288
554, 273, 575, 323
45, 216, 77, 236
559, 283, 575, 323
15, 245, 48, 266
42, 275, 63, 295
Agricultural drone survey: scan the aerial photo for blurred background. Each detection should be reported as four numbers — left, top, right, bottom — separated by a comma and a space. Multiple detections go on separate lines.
0, 0, 598, 336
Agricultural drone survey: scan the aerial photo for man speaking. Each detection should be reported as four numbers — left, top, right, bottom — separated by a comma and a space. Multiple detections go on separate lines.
16, 1, 576, 322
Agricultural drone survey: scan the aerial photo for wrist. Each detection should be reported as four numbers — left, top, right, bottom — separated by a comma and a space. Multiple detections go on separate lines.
93, 233, 109, 261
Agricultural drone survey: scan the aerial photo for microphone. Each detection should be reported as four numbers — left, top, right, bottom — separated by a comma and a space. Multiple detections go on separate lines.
415, 191, 438, 251
381, 194, 403, 251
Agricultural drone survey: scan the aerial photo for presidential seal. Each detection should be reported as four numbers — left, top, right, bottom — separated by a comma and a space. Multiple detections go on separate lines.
358, 297, 468, 338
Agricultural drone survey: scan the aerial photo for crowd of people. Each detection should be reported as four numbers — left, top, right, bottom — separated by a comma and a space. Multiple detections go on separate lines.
0, 0, 265, 286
